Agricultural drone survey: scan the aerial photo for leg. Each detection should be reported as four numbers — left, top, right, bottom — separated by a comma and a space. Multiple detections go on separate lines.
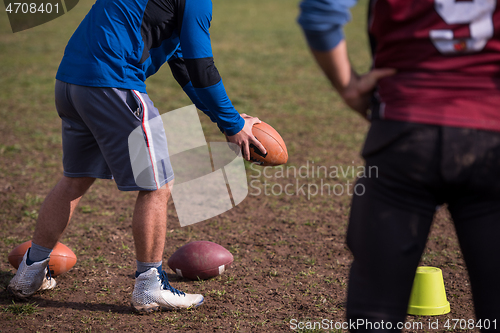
61, 83, 195, 311
346, 177, 436, 329
451, 208, 500, 328
130, 182, 204, 312
444, 127, 500, 328
9, 82, 111, 298
132, 186, 170, 263
33, 176, 95, 249
8, 176, 94, 298
346, 121, 442, 331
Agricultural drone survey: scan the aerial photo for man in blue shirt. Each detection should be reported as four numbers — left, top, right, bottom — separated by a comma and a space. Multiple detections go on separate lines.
8, 0, 266, 313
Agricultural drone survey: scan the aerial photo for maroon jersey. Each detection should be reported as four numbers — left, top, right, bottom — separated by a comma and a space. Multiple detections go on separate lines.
370, 0, 500, 131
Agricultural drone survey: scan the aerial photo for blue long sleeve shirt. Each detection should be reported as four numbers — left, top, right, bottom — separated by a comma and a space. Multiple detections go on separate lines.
56, 0, 244, 135
297, 0, 357, 51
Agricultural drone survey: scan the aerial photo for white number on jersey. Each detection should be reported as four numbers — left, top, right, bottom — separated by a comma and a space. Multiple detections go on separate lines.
430, 0, 496, 53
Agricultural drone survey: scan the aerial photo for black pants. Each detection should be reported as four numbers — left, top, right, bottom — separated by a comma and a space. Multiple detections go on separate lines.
346, 120, 500, 332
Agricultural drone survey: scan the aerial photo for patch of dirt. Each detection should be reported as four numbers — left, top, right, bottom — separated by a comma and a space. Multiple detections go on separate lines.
0, 109, 479, 332
0, 169, 478, 332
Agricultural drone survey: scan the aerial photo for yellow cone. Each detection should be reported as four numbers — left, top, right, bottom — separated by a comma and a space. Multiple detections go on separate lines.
408, 266, 450, 316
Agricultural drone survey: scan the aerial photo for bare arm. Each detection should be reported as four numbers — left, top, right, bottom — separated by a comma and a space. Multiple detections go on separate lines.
310, 39, 396, 118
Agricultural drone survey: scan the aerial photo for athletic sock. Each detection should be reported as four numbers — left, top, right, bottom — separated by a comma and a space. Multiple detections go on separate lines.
26, 242, 53, 265
135, 260, 162, 277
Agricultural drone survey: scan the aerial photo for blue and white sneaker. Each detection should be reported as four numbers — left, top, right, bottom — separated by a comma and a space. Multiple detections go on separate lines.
8, 251, 56, 298
131, 267, 204, 312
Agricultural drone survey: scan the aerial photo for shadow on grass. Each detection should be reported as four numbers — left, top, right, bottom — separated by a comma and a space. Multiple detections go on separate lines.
0, 270, 198, 314
0, 270, 14, 281
20, 298, 133, 314
0, 290, 134, 314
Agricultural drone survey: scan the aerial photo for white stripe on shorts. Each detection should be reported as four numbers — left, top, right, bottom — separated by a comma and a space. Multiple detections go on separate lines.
133, 90, 160, 189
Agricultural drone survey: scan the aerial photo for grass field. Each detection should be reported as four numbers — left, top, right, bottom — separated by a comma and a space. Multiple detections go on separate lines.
0, 0, 478, 332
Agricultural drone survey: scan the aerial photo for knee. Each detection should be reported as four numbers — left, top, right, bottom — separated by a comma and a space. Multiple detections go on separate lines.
139, 187, 170, 200
61, 176, 95, 196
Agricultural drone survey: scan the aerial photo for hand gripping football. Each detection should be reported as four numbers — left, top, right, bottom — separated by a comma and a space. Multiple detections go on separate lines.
167, 241, 233, 280
250, 121, 288, 166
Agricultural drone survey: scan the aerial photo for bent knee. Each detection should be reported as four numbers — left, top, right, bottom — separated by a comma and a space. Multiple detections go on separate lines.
61, 176, 95, 195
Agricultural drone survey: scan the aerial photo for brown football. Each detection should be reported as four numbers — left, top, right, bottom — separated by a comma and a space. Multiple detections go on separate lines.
8, 240, 77, 277
250, 121, 288, 166
167, 241, 233, 280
